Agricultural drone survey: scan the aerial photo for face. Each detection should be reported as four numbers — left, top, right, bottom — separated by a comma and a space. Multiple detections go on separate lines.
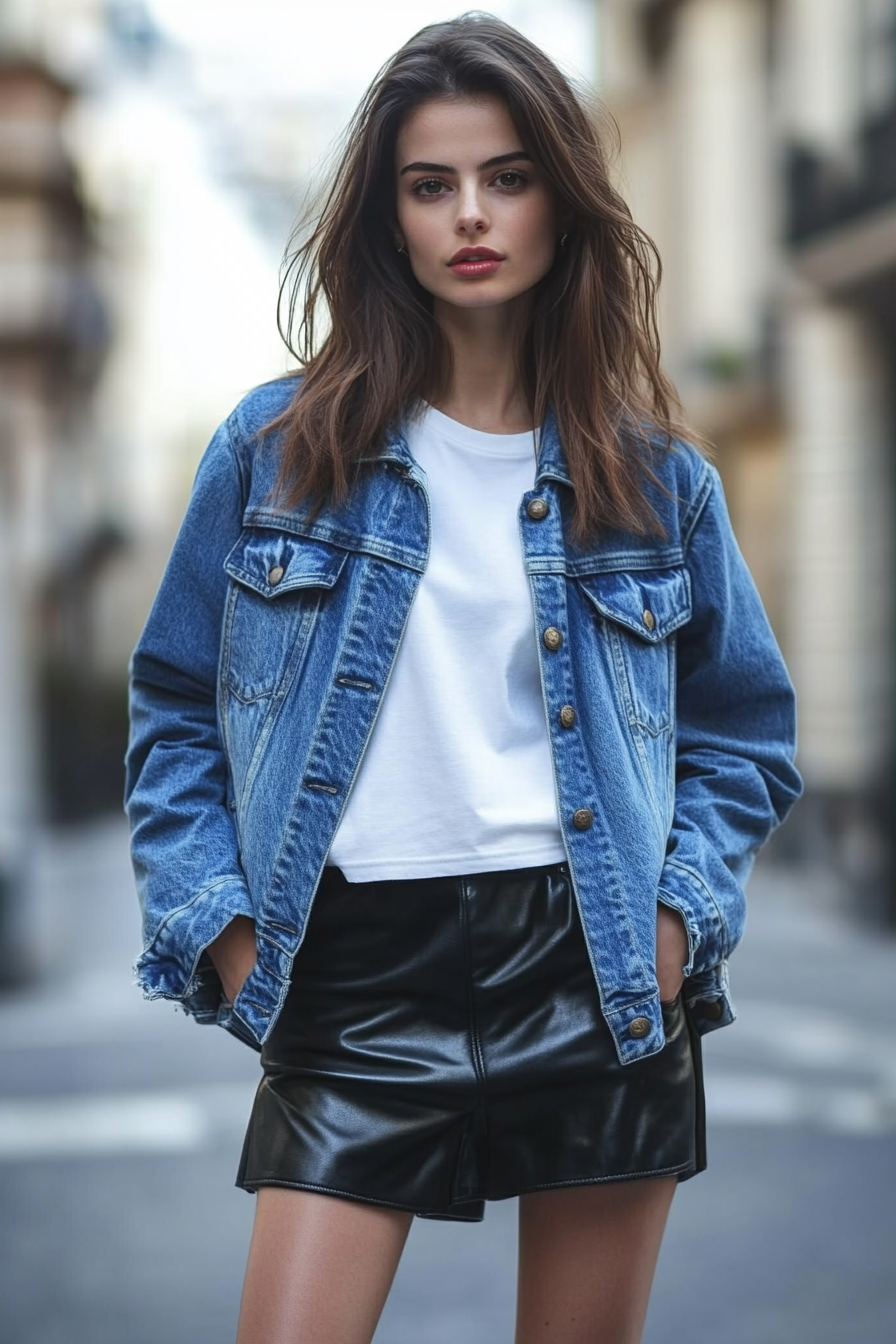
394, 94, 559, 315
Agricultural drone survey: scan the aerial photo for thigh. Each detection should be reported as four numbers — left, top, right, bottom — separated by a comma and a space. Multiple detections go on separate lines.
515, 1178, 677, 1344
237, 1187, 413, 1344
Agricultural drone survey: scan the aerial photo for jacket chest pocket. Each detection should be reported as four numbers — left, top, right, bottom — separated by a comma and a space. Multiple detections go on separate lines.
577, 567, 691, 735
222, 531, 348, 704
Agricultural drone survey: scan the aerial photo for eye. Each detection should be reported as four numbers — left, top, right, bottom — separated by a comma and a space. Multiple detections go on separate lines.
411, 177, 448, 197
493, 169, 527, 190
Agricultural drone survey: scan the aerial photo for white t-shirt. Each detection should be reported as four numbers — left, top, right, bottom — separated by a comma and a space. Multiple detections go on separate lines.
327, 404, 565, 881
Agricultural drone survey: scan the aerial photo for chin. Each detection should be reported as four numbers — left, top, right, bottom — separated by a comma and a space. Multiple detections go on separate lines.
437, 283, 532, 310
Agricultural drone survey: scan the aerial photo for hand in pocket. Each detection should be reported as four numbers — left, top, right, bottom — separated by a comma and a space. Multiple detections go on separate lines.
655, 905, 689, 1003
207, 915, 258, 1005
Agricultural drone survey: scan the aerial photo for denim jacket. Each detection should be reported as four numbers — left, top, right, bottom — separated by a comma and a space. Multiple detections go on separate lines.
126, 377, 801, 1064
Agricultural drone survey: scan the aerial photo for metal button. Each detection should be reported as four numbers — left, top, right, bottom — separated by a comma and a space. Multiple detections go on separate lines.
572, 807, 593, 831
527, 497, 549, 520
642, 609, 655, 631
268, 565, 285, 585
629, 1016, 651, 1039
559, 704, 577, 729
543, 626, 563, 651
698, 999, 723, 1021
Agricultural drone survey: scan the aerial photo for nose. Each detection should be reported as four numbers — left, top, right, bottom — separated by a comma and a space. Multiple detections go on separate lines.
454, 178, 489, 236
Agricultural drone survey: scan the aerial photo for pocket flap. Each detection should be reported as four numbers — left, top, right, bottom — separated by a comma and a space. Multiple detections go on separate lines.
578, 567, 691, 642
224, 531, 348, 598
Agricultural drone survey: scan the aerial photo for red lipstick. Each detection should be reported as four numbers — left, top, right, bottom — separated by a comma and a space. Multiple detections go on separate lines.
447, 246, 504, 278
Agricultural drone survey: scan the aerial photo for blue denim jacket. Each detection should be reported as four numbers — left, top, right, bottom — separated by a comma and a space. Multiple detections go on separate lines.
126, 377, 801, 1064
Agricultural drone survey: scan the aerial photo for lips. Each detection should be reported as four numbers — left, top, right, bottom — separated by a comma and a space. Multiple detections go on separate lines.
448, 246, 504, 265
447, 246, 505, 279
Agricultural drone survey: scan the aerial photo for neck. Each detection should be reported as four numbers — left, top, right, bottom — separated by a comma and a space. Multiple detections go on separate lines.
430, 296, 533, 433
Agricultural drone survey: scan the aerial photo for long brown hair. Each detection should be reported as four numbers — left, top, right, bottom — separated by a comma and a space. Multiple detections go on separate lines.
269, 12, 690, 541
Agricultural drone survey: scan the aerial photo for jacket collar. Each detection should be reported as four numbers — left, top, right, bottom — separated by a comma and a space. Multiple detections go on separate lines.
533, 406, 572, 490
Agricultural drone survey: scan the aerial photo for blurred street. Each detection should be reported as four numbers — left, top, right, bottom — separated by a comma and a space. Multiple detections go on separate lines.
0, 818, 894, 1344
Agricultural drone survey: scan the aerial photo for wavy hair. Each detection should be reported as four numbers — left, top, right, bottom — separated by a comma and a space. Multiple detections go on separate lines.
269, 12, 691, 541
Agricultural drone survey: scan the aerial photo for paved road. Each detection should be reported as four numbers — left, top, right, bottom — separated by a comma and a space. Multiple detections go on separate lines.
0, 818, 894, 1344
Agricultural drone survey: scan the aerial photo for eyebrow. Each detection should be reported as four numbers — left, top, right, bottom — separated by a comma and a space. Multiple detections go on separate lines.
399, 150, 532, 176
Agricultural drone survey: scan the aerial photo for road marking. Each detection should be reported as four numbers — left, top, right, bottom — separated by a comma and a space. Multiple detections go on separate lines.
0, 977, 194, 1051
713, 1000, 896, 1080
0, 1085, 254, 1161
705, 1073, 894, 1136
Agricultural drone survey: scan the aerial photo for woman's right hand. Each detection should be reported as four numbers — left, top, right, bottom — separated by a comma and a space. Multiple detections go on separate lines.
207, 915, 258, 1005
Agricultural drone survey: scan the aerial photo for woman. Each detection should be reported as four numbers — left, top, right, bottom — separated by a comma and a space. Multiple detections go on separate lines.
126, 14, 801, 1343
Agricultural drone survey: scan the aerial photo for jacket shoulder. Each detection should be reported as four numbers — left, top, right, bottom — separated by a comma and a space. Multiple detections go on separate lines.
226, 375, 302, 444
643, 436, 716, 547
212, 376, 303, 507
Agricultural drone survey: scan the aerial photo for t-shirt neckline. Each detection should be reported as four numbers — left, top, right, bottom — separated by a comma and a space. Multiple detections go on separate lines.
416, 402, 541, 459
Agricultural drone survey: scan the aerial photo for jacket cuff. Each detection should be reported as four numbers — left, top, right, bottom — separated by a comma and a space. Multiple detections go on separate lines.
133, 876, 254, 1015
683, 960, 736, 1035
657, 855, 728, 977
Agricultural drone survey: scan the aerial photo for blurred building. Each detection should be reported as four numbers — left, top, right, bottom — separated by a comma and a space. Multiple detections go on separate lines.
599, 0, 896, 909
64, 5, 286, 670
0, 44, 110, 978
0, 0, 285, 982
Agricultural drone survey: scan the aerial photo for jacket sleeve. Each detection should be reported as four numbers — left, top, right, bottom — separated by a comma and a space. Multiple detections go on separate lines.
657, 462, 802, 1005
125, 416, 253, 1014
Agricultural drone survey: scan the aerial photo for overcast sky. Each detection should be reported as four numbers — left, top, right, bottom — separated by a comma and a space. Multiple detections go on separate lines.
146, 0, 597, 102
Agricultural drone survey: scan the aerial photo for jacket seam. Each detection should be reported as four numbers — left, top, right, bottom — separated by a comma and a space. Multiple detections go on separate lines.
680, 458, 715, 552
602, 992, 658, 1019
225, 408, 252, 509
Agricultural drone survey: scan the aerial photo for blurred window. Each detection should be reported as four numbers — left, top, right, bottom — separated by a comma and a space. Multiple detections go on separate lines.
861, 0, 896, 118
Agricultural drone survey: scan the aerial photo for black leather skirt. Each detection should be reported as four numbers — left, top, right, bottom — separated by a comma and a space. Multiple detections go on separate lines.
236, 862, 706, 1221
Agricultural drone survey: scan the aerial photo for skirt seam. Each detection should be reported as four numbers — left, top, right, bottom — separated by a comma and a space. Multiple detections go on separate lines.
236, 1175, 478, 1219
495, 1159, 695, 1198
236, 1164, 697, 1219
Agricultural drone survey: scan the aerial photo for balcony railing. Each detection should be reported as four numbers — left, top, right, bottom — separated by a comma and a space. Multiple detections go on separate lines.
786, 102, 896, 245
